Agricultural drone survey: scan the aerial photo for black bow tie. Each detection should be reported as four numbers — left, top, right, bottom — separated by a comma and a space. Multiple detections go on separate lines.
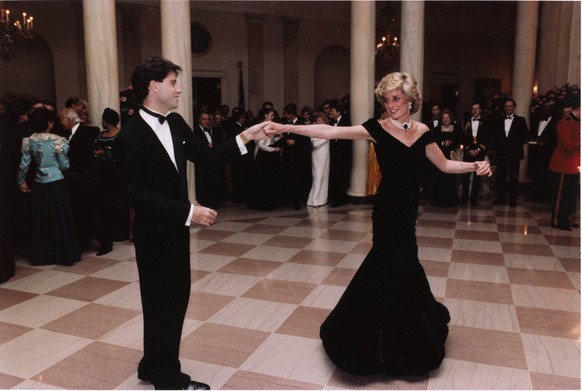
506, 116, 513, 120
141, 106, 167, 124
472, 118, 480, 121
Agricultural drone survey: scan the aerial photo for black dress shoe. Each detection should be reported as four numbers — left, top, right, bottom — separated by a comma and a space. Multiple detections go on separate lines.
183, 380, 210, 390
96, 247, 112, 256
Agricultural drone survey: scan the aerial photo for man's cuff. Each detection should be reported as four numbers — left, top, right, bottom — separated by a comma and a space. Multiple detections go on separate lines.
236, 135, 248, 155
185, 204, 194, 226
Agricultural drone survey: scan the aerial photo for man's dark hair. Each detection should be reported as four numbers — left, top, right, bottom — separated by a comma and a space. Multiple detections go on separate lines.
329, 99, 343, 114
283, 103, 297, 116
504, 98, 517, 107
65, 96, 82, 109
131, 55, 182, 104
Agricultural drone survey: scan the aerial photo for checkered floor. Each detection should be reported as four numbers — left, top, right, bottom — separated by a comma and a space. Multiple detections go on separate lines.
0, 197, 579, 390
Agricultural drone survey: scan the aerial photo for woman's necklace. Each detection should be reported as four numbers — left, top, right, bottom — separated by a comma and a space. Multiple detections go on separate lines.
389, 117, 411, 131
442, 125, 453, 132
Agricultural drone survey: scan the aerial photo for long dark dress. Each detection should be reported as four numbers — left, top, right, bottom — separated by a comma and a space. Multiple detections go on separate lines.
430, 126, 461, 207
320, 119, 450, 376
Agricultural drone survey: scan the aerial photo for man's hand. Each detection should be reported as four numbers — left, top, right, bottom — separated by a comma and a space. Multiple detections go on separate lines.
264, 122, 285, 136
242, 121, 269, 141
192, 206, 217, 227
474, 161, 492, 177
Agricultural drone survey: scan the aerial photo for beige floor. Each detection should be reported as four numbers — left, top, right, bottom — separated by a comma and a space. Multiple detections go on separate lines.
0, 198, 579, 390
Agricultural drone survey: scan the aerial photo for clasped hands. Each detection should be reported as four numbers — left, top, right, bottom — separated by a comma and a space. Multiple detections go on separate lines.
474, 160, 492, 177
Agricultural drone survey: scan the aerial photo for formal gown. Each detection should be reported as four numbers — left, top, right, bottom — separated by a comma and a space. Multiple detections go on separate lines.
247, 136, 284, 211
320, 119, 450, 376
17, 133, 80, 266
307, 137, 330, 207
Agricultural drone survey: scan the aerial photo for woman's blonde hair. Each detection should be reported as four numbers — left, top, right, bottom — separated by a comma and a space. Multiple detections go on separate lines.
375, 72, 422, 115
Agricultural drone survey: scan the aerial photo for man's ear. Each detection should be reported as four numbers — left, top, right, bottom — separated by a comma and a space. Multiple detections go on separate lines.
148, 80, 158, 94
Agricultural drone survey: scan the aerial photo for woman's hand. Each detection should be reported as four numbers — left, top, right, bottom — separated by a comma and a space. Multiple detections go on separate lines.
264, 122, 286, 136
474, 161, 492, 176
18, 181, 31, 193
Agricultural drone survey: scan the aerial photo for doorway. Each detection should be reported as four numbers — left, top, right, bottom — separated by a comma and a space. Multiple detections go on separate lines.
192, 77, 221, 113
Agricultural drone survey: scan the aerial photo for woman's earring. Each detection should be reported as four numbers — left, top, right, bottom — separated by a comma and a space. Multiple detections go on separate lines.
408, 103, 413, 110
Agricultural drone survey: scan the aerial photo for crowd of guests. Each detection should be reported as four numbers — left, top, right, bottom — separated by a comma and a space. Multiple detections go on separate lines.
0, 95, 129, 283
0, 89, 578, 283
422, 96, 579, 225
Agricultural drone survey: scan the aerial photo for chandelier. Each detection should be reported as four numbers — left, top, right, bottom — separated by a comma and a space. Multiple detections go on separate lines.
0, 1, 34, 58
375, 3, 400, 68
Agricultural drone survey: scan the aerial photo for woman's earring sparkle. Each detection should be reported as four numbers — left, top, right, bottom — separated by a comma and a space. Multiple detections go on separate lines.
408, 103, 413, 110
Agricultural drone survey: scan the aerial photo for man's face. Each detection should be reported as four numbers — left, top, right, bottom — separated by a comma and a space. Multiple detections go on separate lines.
153, 71, 182, 112
59, 112, 75, 130
431, 105, 440, 118
199, 113, 212, 128
471, 104, 481, 118
323, 104, 330, 116
213, 114, 222, 126
504, 101, 515, 116
330, 108, 341, 120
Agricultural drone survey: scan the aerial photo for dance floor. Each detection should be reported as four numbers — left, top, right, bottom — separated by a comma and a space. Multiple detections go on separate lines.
0, 198, 579, 390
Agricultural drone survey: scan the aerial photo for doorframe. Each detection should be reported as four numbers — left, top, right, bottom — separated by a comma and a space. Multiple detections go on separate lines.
191, 70, 229, 108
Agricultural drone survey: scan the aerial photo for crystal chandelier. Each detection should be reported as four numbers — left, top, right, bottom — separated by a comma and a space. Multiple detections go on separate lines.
375, 3, 400, 68
0, 1, 34, 58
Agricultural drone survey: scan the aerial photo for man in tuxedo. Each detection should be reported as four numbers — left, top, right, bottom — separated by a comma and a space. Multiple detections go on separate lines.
527, 105, 557, 201
328, 100, 352, 207
461, 102, 489, 206
193, 110, 224, 208
59, 108, 100, 251
492, 98, 529, 206
114, 55, 266, 390
280, 103, 311, 209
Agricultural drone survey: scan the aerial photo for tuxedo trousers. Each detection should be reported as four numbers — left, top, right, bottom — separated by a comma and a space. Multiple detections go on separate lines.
133, 219, 191, 389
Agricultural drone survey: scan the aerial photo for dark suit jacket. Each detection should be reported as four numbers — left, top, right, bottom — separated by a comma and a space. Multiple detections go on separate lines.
115, 113, 243, 230
528, 115, 557, 166
462, 118, 489, 161
68, 124, 100, 174
492, 115, 528, 161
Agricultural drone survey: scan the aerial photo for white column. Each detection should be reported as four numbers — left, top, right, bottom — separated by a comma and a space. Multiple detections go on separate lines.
347, 1, 375, 198
160, 0, 195, 201
512, 1, 538, 181
399, 1, 425, 121
82, 0, 119, 124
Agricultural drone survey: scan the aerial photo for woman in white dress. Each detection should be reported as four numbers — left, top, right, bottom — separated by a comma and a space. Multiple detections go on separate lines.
307, 113, 331, 207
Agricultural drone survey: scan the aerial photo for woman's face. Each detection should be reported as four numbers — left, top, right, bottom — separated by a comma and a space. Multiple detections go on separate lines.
442, 113, 452, 126
315, 116, 326, 124
381, 88, 410, 122
263, 111, 274, 122
302, 111, 312, 122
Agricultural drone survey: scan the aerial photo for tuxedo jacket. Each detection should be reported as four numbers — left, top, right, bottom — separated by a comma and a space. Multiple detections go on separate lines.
114, 113, 243, 232
68, 124, 100, 174
462, 118, 489, 161
192, 124, 214, 147
492, 115, 529, 161
529, 116, 557, 149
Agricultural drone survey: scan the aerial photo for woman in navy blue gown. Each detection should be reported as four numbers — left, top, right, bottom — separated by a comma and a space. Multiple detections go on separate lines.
268, 72, 491, 376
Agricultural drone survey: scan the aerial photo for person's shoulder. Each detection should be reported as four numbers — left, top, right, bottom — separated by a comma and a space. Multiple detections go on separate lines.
414, 120, 430, 133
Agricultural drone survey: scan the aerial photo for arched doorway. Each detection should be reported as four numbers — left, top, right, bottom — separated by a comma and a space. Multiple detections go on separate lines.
0, 34, 56, 103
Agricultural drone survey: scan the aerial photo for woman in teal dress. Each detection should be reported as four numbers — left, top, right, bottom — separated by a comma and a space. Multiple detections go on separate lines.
18, 108, 80, 266
268, 72, 491, 376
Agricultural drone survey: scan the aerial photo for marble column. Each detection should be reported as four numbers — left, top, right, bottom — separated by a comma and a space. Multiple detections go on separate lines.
118, 4, 143, 87
282, 17, 300, 105
160, 0, 195, 200
399, 1, 424, 121
536, 2, 560, 92
512, 1, 538, 181
246, 13, 267, 114
82, 0, 119, 124
347, 1, 375, 198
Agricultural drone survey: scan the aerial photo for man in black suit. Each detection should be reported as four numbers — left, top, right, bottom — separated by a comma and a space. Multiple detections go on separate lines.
114, 55, 266, 390
491, 98, 529, 206
527, 105, 557, 201
59, 108, 100, 251
192, 110, 224, 208
328, 100, 352, 207
461, 102, 489, 206
280, 103, 311, 209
